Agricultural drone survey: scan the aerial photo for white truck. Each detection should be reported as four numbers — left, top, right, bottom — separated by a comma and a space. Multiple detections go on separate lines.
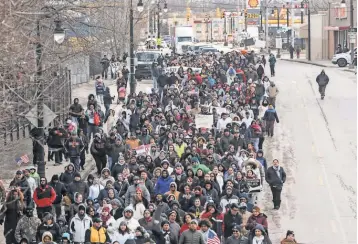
170, 26, 194, 55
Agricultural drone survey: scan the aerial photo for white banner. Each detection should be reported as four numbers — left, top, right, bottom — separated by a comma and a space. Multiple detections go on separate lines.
164, 66, 202, 74
195, 114, 212, 128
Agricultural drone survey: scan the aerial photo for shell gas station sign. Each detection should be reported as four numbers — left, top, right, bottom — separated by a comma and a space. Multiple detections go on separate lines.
247, 0, 260, 9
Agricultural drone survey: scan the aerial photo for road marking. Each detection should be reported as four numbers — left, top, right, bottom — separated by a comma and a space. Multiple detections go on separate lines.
318, 175, 324, 186
295, 83, 349, 244
330, 220, 338, 233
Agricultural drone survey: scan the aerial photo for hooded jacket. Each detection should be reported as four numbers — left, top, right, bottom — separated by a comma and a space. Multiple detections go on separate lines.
59, 163, 75, 186
316, 71, 329, 86
154, 170, 174, 195
87, 94, 98, 109
99, 168, 115, 187
124, 182, 151, 207
164, 182, 181, 200
263, 108, 279, 122
37, 214, 61, 242
115, 206, 140, 232
69, 204, 93, 243
248, 224, 272, 244
15, 213, 41, 243
39, 231, 57, 244
33, 179, 57, 208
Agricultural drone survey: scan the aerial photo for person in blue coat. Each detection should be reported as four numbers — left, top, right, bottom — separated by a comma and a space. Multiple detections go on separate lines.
154, 169, 173, 195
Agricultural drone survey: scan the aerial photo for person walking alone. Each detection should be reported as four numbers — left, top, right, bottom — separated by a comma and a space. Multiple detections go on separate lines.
315, 70, 329, 100
266, 159, 286, 210
268, 54, 276, 77
263, 104, 279, 137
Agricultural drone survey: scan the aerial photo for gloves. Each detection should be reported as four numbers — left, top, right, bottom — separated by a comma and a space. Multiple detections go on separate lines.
0, 219, 4, 225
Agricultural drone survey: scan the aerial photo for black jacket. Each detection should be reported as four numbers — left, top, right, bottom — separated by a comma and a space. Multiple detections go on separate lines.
223, 211, 243, 238
157, 75, 168, 88
49, 179, 67, 204
266, 166, 286, 187
67, 180, 89, 201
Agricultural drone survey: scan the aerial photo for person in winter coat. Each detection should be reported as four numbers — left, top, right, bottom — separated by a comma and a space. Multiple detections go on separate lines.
103, 87, 114, 115
220, 186, 239, 213
226, 224, 249, 244
99, 168, 115, 187
199, 202, 224, 238
263, 104, 279, 137
0, 188, 24, 244
316, 69, 329, 99
33, 177, 57, 219
15, 207, 41, 243
155, 169, 174, 195
48, 126, 66, 164
64, 132, 85, 171
268, 54, 276, 77
39, 231, 57, 244
248, 224, 272, 244
85, 217, 111, 243
153, 194, 170, 221
89, 178, 104, 200
112, 221, 132, 244
246, 206, 268, 233
23, 168, 37, 198
178, 219, 204, 244
125, 176, 151, 207
266, 81, 279, 108
266, 159, 286, 210
115, 206, 141, 233
67, 172, 89, 201
138, 209, 160, 234
91, 133, 107, 175
152, 219, 178, 244
50, 174, 67, 218
60, 163, 75, 187
95, 76, 106, 103
9, 170, 32, 207
281, 230, 297, 243
164, 182, 181, 200
70, 204, 93, 243
223, 203, 243, 240
255, 150, 267, 175
37, 213, 61, 243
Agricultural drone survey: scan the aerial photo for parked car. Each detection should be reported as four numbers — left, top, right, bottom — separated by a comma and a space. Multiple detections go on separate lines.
332, 48, 356, 67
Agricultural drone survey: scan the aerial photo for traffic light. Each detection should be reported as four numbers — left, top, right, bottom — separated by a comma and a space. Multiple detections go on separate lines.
244, 9, 248, 18
221, 11, 225, 19
186, 7, 191, 21
216, 8, 221, 18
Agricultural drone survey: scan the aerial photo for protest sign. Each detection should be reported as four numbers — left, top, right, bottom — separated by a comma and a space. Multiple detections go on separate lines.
164, 66, 202, 74
247, 179, 262, 193
134, 144, 151, 155
195, 114, 212, 128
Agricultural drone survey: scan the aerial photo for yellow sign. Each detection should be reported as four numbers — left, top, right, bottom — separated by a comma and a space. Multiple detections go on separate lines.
248, 0, 259, 8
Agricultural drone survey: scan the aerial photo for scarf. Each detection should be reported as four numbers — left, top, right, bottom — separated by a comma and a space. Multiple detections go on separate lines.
253, 235, 264, 244
273, 165, 282, 182
101, 213, 111, 226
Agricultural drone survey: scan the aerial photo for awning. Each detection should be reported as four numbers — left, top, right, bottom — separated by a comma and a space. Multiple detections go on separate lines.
324, 26, 350, 31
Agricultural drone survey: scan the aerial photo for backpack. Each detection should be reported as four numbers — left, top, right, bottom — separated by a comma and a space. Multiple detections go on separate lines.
93, 112, 101, 126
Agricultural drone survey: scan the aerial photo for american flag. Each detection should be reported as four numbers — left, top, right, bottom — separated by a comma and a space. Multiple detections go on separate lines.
15, 154, 30, 166
207, 229, 220, 244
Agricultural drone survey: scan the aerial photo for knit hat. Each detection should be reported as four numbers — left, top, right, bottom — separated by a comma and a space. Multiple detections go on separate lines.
74, 172, 81, 178
286, 230, 295, 237
161, 220, 170, 227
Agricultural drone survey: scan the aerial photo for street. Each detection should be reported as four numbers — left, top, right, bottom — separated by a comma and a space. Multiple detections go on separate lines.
261, 61, 357, 244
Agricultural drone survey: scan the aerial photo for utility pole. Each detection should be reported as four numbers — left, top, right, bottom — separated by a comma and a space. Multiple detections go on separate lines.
276, 7, 281, 58
286, 5, 290, 49
349, 0, 355, 69
307, 2, 311, 61
291, 0, 295, 47
157, 11, 161, 39
264, 0, 269, 51
36, 19, 45, 178
129, 0, 136, 94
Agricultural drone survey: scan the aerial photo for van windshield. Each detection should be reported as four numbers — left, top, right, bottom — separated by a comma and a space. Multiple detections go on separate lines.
178, 37, 192, 42
136, 52, 160, 62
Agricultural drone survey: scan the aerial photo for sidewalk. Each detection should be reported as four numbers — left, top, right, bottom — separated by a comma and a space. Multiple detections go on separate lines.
2, 79, 108, 188
276, 52, 355, 73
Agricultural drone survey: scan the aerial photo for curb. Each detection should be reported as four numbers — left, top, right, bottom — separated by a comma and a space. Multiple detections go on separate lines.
281, 58, 356, 73
280, 58, 327, 67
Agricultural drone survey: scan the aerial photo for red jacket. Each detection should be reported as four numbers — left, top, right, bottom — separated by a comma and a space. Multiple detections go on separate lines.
33, 185, 57, 207
200, 211, 225, 233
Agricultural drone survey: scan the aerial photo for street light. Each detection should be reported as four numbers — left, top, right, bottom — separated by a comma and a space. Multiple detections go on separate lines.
35, 18, 66, 178
154, 0, 168, 40
53, 20, 65, 44
137, 0, 144, 12
129, 0, 144, 95
340, 0, 346, 7
163, 3, 168, 13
